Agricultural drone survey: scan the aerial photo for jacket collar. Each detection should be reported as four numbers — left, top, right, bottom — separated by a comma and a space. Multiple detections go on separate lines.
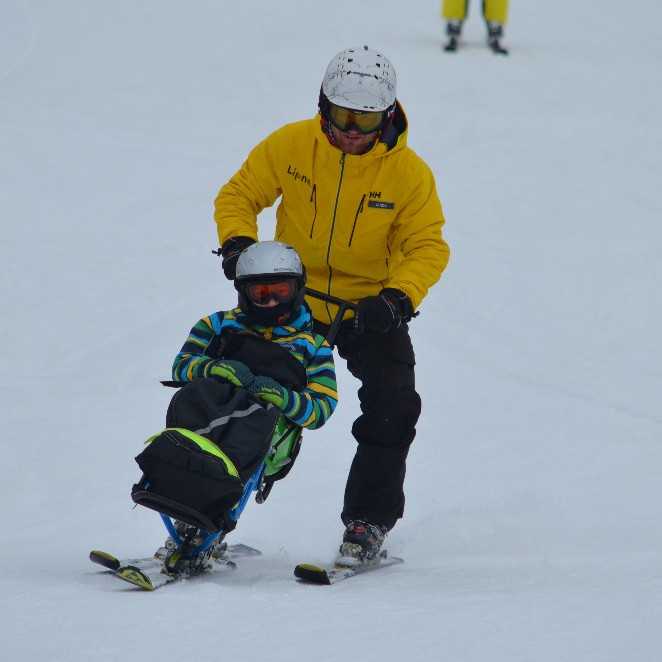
233, 304, 313, 334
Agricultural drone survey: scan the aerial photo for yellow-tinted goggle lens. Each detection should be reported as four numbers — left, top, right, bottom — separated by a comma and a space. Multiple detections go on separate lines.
328, 104, 384, 134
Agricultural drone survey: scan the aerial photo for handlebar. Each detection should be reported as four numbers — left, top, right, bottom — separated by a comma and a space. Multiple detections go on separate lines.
213, 246, 357, 347
304, 288, 356, 347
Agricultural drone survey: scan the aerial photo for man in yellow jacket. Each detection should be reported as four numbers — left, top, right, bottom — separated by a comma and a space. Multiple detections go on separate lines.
214, 46, 450, 566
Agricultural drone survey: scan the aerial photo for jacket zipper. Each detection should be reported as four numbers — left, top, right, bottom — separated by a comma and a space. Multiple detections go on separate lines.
308, 184, 317, 238
348, 194, 365, 247
324, 154, 345, 317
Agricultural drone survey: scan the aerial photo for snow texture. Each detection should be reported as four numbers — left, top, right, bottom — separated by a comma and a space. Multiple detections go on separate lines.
1, 1, 661, 660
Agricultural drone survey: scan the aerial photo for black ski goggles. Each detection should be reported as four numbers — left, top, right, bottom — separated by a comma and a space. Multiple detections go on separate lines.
245, 279, 298, 305
327, 103, 386, 135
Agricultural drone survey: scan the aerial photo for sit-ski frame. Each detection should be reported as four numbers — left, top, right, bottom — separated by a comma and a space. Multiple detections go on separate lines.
160, 288, 356, 560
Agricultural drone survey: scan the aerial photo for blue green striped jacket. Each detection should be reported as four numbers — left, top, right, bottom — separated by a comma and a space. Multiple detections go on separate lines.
172, 306, 337, 429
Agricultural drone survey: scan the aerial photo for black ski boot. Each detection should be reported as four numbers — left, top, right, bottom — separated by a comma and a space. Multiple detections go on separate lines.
487, 21, 509, 55
444, 20, 463, 52
336, 520, 388, 567
160, 523, 212, 574
156, 521, 225, 574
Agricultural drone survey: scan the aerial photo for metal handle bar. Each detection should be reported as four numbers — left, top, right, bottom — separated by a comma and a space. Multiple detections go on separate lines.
304, 288, 356, 347
211, 248, 355, 346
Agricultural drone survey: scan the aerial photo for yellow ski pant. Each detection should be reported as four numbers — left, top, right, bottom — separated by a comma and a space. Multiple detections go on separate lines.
442, 0, 509, 24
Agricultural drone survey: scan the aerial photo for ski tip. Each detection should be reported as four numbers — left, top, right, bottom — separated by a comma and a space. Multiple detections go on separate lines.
115, 565, 156, 590
89, 550, 120, 571
294, 563, 331, 585
296, 563, 325, 572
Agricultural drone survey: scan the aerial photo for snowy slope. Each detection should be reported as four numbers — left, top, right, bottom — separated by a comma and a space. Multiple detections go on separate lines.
1, 1, 661, 660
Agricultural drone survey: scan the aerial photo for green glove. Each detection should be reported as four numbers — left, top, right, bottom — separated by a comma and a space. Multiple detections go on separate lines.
248, 376, 288, 408
205, 359, 254, 387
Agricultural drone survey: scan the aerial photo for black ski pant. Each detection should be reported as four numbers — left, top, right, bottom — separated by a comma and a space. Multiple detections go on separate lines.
314, 319, 422, 531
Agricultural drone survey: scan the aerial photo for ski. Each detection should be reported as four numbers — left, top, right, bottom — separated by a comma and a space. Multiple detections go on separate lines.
89, 549, 125, 571
114, 556, 237, 590
90, 543, 261, 590
115, 557, 183, 590
115, 564, 169, 590
294, 551, 404, 585
89, 542, 261, 570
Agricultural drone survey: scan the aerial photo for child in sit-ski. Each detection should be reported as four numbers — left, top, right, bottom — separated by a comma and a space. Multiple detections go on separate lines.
172, 240, 337, 430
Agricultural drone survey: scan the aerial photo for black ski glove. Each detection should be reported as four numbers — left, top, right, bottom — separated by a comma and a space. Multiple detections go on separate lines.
219, 236, 256, 280
354, 288, 414, 334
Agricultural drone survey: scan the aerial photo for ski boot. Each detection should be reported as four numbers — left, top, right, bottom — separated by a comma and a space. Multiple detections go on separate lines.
155, 520, 190, 559
336, 520, 388, 568
162, 523, 211, 574
487, 21, 509, 55
156, 520, 227, 558
155, 521, 225, 574
444, 20, 463, 52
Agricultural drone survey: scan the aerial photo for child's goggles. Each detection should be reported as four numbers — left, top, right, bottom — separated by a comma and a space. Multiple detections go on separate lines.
246, 279, 298, 305
328, 103, 386, 135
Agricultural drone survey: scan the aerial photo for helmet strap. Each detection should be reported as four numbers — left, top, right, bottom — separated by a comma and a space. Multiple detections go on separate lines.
320, 114, 338, 146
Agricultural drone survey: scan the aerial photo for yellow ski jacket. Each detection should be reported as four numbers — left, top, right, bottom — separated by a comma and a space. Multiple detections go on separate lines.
215, 103, 450, 324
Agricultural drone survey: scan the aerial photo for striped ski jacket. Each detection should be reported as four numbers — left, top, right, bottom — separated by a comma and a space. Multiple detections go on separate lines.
172, 306, 337, 430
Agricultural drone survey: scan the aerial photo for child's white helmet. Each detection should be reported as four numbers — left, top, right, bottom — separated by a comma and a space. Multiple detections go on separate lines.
236, 241, 303, 280
235, 241, 307, 326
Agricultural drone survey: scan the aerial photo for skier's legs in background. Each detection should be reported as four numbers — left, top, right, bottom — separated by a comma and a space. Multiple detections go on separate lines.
483, 0, 509, 40
442, 0, 469, 37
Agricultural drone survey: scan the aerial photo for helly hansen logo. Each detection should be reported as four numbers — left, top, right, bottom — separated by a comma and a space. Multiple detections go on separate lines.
368, 191, 394, 209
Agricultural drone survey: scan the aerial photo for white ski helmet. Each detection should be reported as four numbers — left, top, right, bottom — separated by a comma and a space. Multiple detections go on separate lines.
321, 45, 397, 113
235, 241, 307, 326
235, 241, 304, 280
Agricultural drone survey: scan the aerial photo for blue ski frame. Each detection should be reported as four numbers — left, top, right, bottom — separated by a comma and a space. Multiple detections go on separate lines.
159, 456, 266, 555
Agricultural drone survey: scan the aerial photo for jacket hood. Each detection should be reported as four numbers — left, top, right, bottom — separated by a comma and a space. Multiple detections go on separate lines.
377, 100, 408, 152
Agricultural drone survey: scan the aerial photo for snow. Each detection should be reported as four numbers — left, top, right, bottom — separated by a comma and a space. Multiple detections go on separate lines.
1, 0, 661, 659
